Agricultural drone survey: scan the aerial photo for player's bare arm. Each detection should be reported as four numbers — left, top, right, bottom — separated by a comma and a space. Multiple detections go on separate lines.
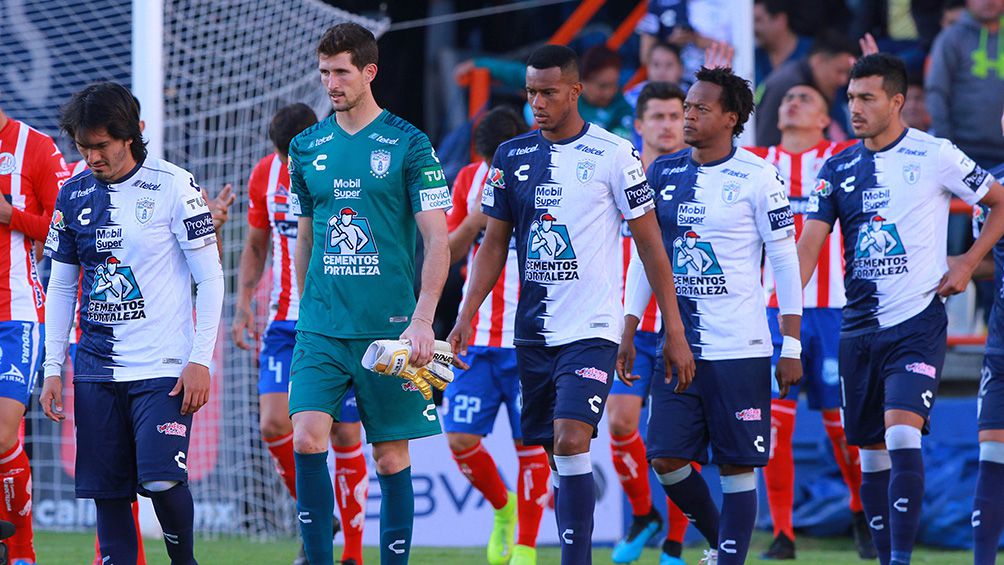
294, 216, 313, 296
232, 225, 270, 350
628, 210, 696, 392
616, 314, 642, 386
402, 209, 449, 367
448, 217, 512, 367
940, 181, 1004, 296
796, 219, 832, 288
448, 204, 487, 264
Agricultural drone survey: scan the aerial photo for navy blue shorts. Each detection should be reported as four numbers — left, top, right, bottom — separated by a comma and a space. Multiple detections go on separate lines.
443, 346, 521, 438
839, 298, 947, 447
259, 320, 359, 423
515, 338, 617, 447
73, 377, 193, 499
979, 354, 1004, 431
768, 308, 841, 410
0, 321, 43, 406
648, 357, 772, 467
610, 330, 659, 398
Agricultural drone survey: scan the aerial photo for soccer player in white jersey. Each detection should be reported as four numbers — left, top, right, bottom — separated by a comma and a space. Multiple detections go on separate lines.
39, 82, 225, 565
448, 44, 694, 565
231, 103, 366, 565
798, 54, 1004, 565
746, 83, 873, 560
612, 82, 697, 565
628, 66, 804, 565
442, 107, 550, 565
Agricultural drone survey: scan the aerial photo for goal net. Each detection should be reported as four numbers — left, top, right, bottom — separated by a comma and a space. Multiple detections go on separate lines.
1, 0, 387, 537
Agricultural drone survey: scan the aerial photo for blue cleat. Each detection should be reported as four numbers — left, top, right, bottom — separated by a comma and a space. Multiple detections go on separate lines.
612, 508, 663, 563
660, 538, 687, 564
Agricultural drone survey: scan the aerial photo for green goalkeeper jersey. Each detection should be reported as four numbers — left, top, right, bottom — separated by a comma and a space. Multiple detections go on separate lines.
288, 109, 450, 338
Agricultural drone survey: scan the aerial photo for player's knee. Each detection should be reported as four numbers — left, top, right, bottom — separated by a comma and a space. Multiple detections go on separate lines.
607, 414, 637, 438
651, 457, 690, 476
292, 426, 329, 454
0, 426, 19, 453
372, 441, 410, 475
259, 414, 292, 439
330, 422, 362, 447
552, 432, 589, 457
447, 433, 480, 453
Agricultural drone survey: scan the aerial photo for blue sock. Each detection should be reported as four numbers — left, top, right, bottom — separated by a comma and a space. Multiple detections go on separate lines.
148, 483, 197, 565
718, 473, 757, 565
95, 498, 138, 565
886, 424, 924, 565
378, 466, 415, 565
657, 464, 720, 547
294, 450, 334, 565
974, 443, 1004, 565
860, 447, 893, 565
554, 454, 595, 565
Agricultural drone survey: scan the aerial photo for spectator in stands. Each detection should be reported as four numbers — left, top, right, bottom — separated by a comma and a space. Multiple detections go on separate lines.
756, 31, 860, 146
943, 0, 968, 29
624, 42, 685, 109
637, 0, 732, 87
926, 0, 1004, 168
579, 45, 635, 140
753, 0, 811, 87
902, 71, 932, 131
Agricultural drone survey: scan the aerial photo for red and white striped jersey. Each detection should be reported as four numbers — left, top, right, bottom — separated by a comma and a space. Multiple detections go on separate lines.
747, 140, 855, 309
248, 153, 299, 322
0, 119, 69, 322
446, 161, 518, 348
621, 222, 661, 333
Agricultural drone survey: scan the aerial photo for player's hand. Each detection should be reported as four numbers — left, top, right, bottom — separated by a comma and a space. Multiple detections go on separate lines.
616, 338, 639, 387
859, 33, 879, 56
40, 376, 65, 422
400, 317, 434, 367
170, 363, 211, 415
703, 41, 734, 69
664, 327, 696, 393
231, 305, 257, 350
204, 184, 236, 231
447, 316, 473, 370
775, 357, 803, 399
0, 196, 12, 224
937, 254, 976, 297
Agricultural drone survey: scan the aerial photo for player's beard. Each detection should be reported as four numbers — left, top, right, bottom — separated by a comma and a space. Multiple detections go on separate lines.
331, 89, 363, 113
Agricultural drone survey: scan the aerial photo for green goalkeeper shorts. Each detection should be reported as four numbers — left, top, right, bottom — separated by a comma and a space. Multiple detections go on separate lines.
288, 330, 442, 444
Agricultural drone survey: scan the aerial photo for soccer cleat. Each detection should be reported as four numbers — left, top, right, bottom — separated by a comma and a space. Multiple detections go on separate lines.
13, 560, 36, 565
660, 538, 686, 565
509, 544, 537, 565
660, 553, 687, 565
851, 510, 878, 560
698, 548, 718, 564
760, 533, 796, 560
487, 492, 518, 564
292, 545, 308, 565
612, 508, 664, 563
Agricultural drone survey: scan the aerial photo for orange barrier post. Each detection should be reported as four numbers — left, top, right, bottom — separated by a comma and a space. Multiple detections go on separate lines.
549, 0, 607, 45
623, 67, 647, 91
466, 67, 492, 118
607, 0, 648, 50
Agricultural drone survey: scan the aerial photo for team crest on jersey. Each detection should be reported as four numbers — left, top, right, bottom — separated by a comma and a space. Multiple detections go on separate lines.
853, 216, 909, 278
88, 256, 146, 323
135, 197, 155, 224
525, 213, 578, 282
370, 149, 391, 179
323, 207, 381, 276
0, 152, 15, 175
721, 181, 741, 205
671, 230, 726, 296
902, 163, 921, 185
576, 160, 596, 183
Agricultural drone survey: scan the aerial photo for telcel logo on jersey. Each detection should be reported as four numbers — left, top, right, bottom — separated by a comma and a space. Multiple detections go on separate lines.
323, 207, 381, 276
853, 215, 908, 278
671, 231, 727, 296
95, 227, 124, 252
525, 213, 578, 282
88, 256, 146, 322
508, 144, 538, 157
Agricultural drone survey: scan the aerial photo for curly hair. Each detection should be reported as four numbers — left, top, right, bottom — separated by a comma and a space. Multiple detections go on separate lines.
694, 66, 755, 138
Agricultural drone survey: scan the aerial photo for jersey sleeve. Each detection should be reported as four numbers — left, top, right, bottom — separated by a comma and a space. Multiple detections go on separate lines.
43, 191, 78, 264
170, 173, 217, 250
445, 164, 475, 233
609, 142, 655, 220
10, 134, 69, 241
287, 138, 312, 217
806, 160, 839, 226
247, 158, 271, 229
405, 132, 451, 214
481, 151, 513, 222
755, 166, 796, 242
938, 141, 994, 205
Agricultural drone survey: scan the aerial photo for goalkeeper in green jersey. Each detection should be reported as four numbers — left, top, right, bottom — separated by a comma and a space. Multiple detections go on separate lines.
287, 23, 451, 565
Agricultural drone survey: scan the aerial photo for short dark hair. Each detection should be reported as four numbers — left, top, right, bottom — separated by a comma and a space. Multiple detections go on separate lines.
809, 29, 861, 58
60, 82, 146, 162
636, 81, 686, 119
269, 103, 318, 157
694, 67, 755, 137
317, 22, 378, 69
850, 53, 908, 98
526, 44, 579, 79
754, 0, 792, 17
474, 106, 527, 160
648, 41, 682, 63
580, 45, 621, 81
787, 81, 829, 106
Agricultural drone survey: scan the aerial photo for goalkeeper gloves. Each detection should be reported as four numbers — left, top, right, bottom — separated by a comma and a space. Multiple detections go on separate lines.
360, 339, 455, 400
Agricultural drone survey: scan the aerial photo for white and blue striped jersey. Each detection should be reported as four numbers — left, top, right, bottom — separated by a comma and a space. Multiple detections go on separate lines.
973, 164, 1004, 356
44, 158, 217, 381
647, 146, 795, 360
809, 128, 993, 334
481, 123, 654, 346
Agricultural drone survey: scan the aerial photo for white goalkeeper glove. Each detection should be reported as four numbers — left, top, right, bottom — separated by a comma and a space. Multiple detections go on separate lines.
360, 339, 455, 400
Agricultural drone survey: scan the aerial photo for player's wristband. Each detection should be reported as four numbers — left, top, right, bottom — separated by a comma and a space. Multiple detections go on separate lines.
780, 336, 802, 359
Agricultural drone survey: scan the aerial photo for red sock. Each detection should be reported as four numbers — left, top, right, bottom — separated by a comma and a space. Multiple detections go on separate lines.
264, 432, 297, 499
610, 431, 653, 516
666, 462, 700, 542
0, 441, 34, 560
93, 501, 147, 565
334, 442, 368, 564
516, 446, 550, 547
823, 410, 863, 513
764, 399, 796, 540
452, 441, 509, 509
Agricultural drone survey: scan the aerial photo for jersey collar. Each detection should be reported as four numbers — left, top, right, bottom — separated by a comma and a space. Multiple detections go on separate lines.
864, 127, 909, 155
537, 121, 590, 146
690, 146, 736, 168
101, 158, 145, 188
